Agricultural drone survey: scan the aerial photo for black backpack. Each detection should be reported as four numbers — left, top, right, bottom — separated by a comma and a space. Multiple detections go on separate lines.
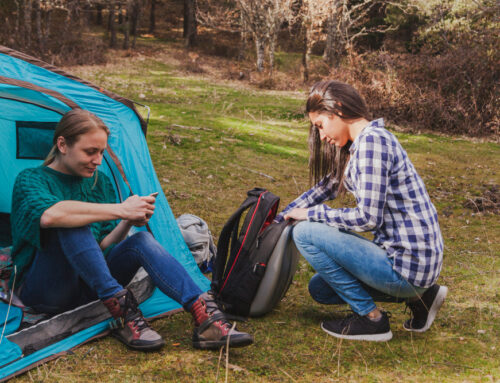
211, 188, 289, 317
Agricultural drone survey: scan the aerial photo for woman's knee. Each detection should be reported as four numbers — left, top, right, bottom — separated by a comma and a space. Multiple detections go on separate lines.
292, 221, 314, 246
308, 274, 326, 302
125, 231, 170, 260
50, 226, 100, 255
308, 274, 344, 305
130, 230, 154, 242
126, 231, 157, 250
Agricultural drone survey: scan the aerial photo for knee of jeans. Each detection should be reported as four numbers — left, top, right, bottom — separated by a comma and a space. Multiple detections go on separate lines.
308, 275, 333, 304
292, 221, 312, 246
52, 226, 99, 252
128, 230, 166, 255
308, 275, 323, 300
129, 231, 154, 245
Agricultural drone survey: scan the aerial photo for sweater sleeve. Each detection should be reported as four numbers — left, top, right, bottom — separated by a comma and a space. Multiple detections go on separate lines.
11, 168, 62, 250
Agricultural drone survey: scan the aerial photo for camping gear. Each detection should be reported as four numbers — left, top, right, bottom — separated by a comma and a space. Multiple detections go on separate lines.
211, 188, 300, 318
176, 214, 216, 273
0, 45, 210, 381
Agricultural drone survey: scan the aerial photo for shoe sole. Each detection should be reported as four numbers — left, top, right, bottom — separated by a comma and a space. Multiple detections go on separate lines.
193, 336, 254, 350
404, 285, 448, 333
321, 322, 393, 342
112, 333, 166, 351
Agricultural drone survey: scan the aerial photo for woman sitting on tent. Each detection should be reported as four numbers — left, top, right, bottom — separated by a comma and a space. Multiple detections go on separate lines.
275, 80, 447, 341
9, 108, 253, 351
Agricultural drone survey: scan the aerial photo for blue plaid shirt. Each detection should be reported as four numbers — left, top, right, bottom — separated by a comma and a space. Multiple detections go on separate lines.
276, 119, 443, 287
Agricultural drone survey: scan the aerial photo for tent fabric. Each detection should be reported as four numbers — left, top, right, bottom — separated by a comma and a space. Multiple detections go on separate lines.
0, 45, 210, 381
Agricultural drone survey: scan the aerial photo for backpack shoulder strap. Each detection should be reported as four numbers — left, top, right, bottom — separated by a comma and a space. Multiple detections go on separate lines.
211, 194, 259, 291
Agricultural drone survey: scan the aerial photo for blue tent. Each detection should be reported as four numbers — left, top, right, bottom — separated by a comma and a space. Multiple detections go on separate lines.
0, 46, 210, 381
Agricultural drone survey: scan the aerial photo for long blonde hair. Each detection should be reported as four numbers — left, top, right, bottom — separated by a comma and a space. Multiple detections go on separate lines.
44, 109, 110, 166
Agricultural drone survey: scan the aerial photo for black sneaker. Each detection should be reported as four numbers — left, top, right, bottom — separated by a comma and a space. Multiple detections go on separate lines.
404, 284, 448, 333
321, 311, 393, 342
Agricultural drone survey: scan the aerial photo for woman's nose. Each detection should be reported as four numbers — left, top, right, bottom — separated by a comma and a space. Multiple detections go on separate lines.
319, 130, 327, 141
93, 155, 102, 165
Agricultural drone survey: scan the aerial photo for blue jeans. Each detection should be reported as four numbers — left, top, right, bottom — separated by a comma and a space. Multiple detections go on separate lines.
19, 226, 203, 314
292, 221, 427, 316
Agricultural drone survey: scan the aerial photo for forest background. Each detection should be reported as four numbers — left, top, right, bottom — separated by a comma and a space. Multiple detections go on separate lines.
0, 0, 498, 139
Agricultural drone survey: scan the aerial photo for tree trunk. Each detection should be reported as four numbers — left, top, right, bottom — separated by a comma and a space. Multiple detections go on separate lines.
41, 7, 51, 55
323, 11, 334, 66
184, 0, 197, 48
96, 5, 103, 26
14, 0, 21, 47
107, 3, 113, 31
255, 37, 265, 72
149, 0, 156, 33
33, 0, 42, 53
238, 13, 248, 61
24, 0, 32, 50
269, 34, 277, 77
109, 1, 117, 48
183, 0, 188, 38
323, 0, 342, 68
302, 30, 308, 82
118, 3, 123, 25
131, 0, 141, 48
123, 10, 130, 49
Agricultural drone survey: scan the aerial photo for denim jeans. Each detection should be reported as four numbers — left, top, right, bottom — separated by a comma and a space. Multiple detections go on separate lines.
20, 226, 203, 314
292, 221, 427, 316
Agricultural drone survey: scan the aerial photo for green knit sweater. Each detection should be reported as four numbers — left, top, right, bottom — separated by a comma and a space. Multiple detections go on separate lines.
10, 166, 118, 286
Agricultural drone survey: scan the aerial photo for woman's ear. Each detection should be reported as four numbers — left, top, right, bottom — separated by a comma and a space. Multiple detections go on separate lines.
56, 136, 67, 154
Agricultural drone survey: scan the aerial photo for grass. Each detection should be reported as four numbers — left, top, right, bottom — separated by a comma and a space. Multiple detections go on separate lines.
15, 43, 500, 382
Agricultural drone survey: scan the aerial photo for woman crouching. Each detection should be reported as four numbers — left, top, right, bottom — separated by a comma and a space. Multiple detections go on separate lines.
276, 81, 447, 341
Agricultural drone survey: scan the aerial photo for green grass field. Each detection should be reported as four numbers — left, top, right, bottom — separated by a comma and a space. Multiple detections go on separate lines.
16, 42, 499, 382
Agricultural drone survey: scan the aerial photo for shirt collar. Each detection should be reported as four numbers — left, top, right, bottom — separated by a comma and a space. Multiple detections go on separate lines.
349, 118, 385, 154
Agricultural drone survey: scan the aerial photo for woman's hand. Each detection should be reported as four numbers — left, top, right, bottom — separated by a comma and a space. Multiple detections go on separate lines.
120, 194, 156, 222
284, 208, 308, 221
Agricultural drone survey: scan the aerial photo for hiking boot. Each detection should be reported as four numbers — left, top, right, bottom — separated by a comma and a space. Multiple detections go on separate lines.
404, 284, 448, 332
102, 289, 165, 351
321, 311, 393, 342
190, 291, 253, 350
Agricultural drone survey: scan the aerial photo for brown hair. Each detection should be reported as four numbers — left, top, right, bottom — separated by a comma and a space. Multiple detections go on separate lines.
306, 80, 370, 195
43, 108, 110, 166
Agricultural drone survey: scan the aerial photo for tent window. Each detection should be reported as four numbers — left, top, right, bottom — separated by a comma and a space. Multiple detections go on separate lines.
16, 121, 57, 159
0, 213, 11, 247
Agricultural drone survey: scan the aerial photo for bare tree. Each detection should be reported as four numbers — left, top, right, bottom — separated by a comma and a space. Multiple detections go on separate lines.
292, 0, 331, 81
130, 0, 141, 48
184, 0, 197, 48
123, 0, 131, 49
148, 0, 156, 33
123, 0, 141, 49
236, 0, 293, 74
24, 0, 32, 49
109, 0, 117, 48
33, 0, 43, 52
323, 0, 398, 67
